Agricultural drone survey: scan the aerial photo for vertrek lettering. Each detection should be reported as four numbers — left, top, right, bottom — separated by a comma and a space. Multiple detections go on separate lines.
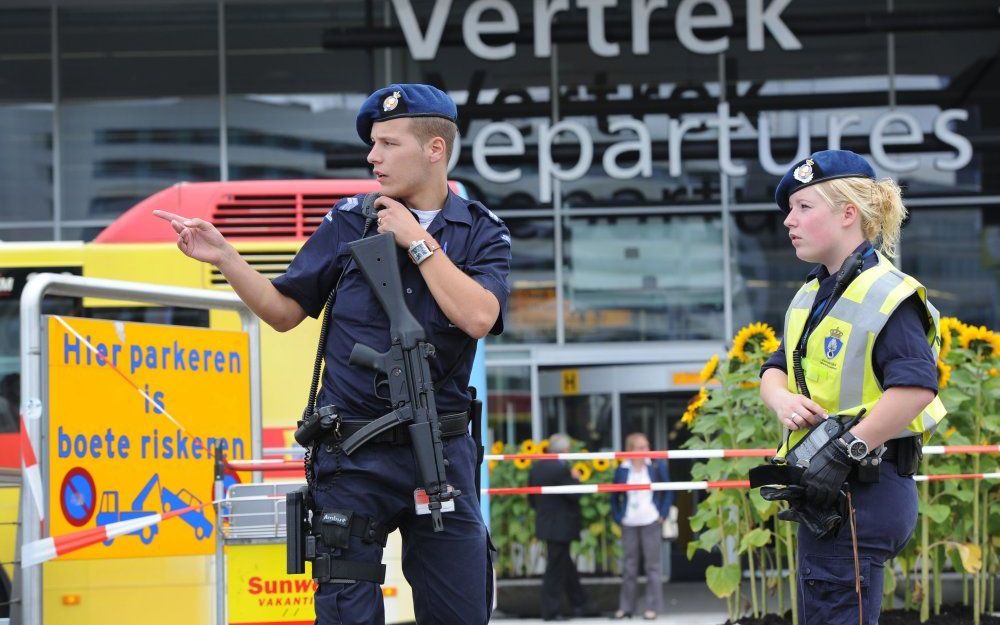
391, 0, 801, 60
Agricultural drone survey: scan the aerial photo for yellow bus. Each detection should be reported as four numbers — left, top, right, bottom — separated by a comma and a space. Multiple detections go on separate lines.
0, 178, 475, 624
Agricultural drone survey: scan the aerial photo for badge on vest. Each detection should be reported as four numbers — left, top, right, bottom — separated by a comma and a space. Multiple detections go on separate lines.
824, 327, 844, 360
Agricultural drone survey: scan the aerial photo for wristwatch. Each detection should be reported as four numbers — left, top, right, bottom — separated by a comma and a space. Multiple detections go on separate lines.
408, 239, 439, 265
837, 431, 870, 461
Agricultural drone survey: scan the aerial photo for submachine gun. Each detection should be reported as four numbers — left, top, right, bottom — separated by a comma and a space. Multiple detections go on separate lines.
340, 232, 460, 532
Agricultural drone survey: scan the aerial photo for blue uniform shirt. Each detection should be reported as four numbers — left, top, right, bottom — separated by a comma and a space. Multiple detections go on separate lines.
761, 241, 938, 393
273, 190, 511, 418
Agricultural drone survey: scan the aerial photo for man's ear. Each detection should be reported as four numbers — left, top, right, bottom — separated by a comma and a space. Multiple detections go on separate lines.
426, 136, 447, 164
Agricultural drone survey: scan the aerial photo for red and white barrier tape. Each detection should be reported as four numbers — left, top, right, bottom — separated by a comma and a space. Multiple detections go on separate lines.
485, 444, 1000, 462
19, 414, 44, 523
223, 444, 1000, 473
21, 500, 210, 568
487, 472, 1000, 496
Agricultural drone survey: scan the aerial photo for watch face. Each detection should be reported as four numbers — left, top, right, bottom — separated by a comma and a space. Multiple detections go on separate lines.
849, 440, 868, 459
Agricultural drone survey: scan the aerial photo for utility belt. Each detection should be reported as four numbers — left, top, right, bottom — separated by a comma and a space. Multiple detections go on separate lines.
335, 411, 470, 448
294, 405, 469, 451
850, 436, 923, 481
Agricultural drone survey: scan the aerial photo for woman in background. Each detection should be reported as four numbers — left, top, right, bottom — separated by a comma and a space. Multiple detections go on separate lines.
610, 432, 674, 620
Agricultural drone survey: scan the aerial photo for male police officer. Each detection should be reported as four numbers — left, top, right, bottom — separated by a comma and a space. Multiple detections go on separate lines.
155, 84, 511, 625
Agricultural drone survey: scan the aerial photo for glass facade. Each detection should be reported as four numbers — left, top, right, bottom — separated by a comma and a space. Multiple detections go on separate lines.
2, 0, 999, 452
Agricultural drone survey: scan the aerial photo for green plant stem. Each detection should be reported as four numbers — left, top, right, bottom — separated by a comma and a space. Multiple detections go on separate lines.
934, 544, 942, 616
980, 487, 988, 624
776, 514, 785, 617
786, 520, 798, 625
921, 465, 931, 623
973, 373, 983, 625
741, 498, 760, 618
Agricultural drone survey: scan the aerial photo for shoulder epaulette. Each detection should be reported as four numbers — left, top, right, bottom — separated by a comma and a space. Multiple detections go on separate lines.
324, 194, 366, 222
468, 201, 504, 226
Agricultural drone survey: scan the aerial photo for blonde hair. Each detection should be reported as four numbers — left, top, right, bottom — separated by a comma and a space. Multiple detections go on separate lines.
624, 432, 650, 451
409, 116, 458, 161
812, 177, 908, 258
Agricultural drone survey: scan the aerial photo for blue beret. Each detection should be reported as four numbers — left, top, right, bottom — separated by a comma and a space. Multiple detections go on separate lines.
356, 83, 458, 145
775, 149, 876, 213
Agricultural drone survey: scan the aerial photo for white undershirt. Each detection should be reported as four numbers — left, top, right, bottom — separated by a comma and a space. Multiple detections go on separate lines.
622, 461, 660, 526
411, 209, 441, 230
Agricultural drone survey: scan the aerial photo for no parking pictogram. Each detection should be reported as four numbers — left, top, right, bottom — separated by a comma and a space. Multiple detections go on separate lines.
60, 467, 96, 527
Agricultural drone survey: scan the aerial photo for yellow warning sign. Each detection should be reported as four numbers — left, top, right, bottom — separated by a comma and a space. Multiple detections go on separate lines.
227, 543, 316, 625
47, 316, 251, 559
561, 369, 580, 395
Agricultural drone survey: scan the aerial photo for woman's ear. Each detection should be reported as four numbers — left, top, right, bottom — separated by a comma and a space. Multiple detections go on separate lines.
841, 202, 859, 228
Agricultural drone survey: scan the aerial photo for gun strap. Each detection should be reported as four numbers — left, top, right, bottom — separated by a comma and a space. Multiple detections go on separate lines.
748, 463, 805, 488
340, 408, 414, 455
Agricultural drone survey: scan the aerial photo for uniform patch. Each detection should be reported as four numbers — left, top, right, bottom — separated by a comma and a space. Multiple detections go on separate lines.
324, 209, 334, 222
338, 196, 359, 212
472, 202, 502, 225
824, 327, 844, 360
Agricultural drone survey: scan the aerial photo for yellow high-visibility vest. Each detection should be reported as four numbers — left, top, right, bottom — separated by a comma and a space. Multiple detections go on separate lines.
776, 251, 947, 458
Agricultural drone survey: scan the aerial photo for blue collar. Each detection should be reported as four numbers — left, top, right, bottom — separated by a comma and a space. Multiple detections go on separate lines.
440, 190, 473, 226
807, 241, 877, 282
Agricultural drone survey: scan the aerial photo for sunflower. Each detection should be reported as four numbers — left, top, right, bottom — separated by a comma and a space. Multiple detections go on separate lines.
488, 460, 498, 472
958, 325, 1000, 358
592, 458, 611, 472
680, 387, 710, 426
938, 327, 952, 361
537, 439, 550, 453
937, 360, 951, 389
762, 336, 782, 355
990, 368, 999, 378
514, 458, 532, 470
943, 426, 957, 440
519, 439, 539, 455
699, 354, 720, 383
490, 441, 505, 455
940, 317, 968, 342
729, 322, 779, 363
573, 462, 593, 482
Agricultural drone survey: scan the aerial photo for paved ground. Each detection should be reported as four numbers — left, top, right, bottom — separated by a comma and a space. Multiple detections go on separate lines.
493, 581, 729, 624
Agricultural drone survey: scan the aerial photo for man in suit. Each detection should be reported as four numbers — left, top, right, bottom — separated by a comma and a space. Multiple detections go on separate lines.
528, 433, 589, 621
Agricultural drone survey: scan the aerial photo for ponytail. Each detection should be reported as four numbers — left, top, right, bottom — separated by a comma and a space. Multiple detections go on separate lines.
813, 177, 908, 258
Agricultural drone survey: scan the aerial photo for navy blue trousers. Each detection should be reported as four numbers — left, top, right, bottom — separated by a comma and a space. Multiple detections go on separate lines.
797, 460, 918, 625
310, 433, 491, 625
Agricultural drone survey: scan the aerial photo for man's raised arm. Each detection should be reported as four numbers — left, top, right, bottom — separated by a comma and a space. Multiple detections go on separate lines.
153, 210, 307, 331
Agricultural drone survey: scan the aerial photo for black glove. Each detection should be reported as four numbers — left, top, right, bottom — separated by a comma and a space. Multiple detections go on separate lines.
801, 439, 855, 508
760, 484, 845, 539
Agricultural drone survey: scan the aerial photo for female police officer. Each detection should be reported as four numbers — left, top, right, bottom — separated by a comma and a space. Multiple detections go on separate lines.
758, 150, 946, 625
155, 84, 511, 625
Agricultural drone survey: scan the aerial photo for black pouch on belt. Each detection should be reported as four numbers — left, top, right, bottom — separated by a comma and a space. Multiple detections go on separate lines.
895, 438, 922, 477
318, 509, 354, 550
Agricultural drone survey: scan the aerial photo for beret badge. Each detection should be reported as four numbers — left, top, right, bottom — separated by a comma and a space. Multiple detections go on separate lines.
793, 159, 815, 184
382, 91, 402, 112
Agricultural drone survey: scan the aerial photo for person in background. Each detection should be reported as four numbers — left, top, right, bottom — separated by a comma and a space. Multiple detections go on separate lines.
610, 432, 674, 620
528, 433, 589, 621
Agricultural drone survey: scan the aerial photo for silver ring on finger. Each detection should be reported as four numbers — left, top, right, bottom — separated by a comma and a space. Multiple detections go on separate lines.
790, 412, 800, 423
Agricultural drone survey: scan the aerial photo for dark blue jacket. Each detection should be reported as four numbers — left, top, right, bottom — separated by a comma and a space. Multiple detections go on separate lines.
272, 190, 511, 417
610, 460, 674, 525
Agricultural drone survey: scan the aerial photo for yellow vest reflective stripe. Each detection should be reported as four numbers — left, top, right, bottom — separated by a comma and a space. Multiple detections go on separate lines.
776, 251, 947, 458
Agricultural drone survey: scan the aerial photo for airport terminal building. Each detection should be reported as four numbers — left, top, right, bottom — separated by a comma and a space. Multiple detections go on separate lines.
1, 1, 998, 465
